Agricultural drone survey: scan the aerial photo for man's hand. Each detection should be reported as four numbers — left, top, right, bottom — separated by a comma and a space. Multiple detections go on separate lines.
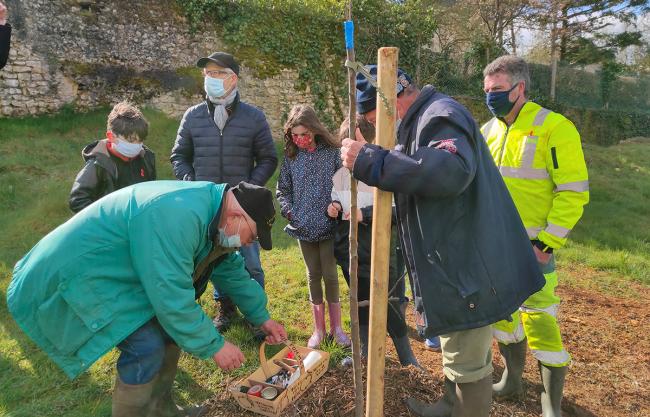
327, 202, 341, 218
212, 341, 245, 371
260, 319, 287, 344
341, 128, 368, 170
0, 2, 7, 26
533, 246, 552, 265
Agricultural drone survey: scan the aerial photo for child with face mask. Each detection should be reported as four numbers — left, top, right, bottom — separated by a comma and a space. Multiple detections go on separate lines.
276, 104, 350, 348
69, 101, 156, 213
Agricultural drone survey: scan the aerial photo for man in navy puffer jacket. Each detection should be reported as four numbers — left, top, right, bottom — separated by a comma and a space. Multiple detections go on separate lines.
171, 52, 278, 335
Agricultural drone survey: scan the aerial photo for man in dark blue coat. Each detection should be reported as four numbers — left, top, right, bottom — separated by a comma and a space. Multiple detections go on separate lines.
341, 66, 545, 417
171, 52, 278, 335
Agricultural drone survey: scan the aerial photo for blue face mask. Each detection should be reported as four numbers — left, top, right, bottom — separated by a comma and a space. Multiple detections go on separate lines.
485, 83, 520, 118
205, 76, 227, 98
217, 217, 242, 248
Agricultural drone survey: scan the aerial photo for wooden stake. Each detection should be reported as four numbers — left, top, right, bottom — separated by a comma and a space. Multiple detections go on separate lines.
365, 47, 398, 417
343, 5, 364, 416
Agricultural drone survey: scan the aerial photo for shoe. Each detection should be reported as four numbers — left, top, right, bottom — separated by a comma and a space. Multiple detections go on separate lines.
308, 303, 327, 348
425, 337, 441, 352
112, 375, 157, 417
391, 334, 420, 367
405, 377, 455, 417
453, 375, 492, 417
212, 298, 237, 332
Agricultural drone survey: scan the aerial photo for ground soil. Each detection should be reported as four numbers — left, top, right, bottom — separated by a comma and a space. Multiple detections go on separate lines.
205, 271, 650, 417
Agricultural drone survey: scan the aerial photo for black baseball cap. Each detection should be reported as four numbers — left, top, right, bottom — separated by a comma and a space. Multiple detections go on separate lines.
231, 182, 275, 250
197, 52, 240, 76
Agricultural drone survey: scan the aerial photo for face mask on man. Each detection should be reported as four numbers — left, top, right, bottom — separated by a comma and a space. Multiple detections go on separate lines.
485, 82, 520, 118
114, 137, 143, 158
218, 217, 242, 248
204, 76, 229, 98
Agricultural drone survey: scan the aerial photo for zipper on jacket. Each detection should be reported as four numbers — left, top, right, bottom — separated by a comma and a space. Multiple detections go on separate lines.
219, 130, 224, 183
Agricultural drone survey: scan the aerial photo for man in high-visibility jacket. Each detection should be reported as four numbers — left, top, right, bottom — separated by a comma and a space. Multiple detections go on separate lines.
481, 55, 589, 417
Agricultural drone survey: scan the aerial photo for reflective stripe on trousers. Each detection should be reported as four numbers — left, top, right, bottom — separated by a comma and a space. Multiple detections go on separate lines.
492, 256, 571, 366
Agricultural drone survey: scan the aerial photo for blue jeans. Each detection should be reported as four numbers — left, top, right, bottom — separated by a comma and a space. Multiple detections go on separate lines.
213, 241, 265, 302
116, 319, 171, 384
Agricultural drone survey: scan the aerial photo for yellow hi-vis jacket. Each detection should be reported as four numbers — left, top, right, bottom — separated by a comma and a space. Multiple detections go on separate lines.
481, 101, 589, 249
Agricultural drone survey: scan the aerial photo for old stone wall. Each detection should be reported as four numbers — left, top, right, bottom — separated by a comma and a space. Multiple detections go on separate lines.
0, 0, 313, 134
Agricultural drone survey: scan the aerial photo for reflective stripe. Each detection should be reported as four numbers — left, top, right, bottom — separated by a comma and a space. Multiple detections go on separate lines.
521, 135, 538, 168
499, 166, 550, 179
520, 304, 559, 317
482, 118, 497, 137
533, 107, 551, 126
545, 223, 571, 239
531, 349, 571, 366
493, 325, 526, 344
555, 180, 589, 192
526, 226, 543, 239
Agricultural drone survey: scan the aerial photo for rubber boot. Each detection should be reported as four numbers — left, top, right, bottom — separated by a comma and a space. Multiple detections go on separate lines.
405, 377, 456, 417
452, 375, 492, 417
539, 362, 567, 417
308, 302, 327, 348
390, 334, 420, 367
112, 374, 157, 417
359, 324, 369, 358
212, 298, 237, 332
328, 301, 351, 347
147, 344, 207, 417
493, 340, 527, 400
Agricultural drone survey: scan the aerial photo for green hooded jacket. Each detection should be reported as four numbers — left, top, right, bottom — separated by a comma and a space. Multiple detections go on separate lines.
7, 180, 270, 379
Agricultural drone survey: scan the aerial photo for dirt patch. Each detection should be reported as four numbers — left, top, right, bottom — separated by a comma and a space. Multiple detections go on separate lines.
204, 275, 650, 417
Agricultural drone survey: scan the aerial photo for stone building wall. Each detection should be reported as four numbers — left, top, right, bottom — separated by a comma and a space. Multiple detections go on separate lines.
0, 0, 314, 135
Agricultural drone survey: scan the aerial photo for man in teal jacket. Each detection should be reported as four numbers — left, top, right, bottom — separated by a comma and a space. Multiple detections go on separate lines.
7, 180, 286, 417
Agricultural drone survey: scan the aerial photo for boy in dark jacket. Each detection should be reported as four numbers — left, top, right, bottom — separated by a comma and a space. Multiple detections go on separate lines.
69, 101, 156, 212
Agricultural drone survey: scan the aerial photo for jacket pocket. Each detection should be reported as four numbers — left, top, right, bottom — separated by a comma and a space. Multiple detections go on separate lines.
37, 281, 115, 355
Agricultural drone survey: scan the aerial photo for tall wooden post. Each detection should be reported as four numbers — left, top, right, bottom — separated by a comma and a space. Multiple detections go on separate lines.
365, 46, 398, 417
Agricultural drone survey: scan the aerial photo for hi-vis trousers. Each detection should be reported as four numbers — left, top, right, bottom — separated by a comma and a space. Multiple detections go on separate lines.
493, 256, 570, 367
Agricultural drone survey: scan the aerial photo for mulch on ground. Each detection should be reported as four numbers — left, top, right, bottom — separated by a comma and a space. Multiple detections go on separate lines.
205, 271, 650, 417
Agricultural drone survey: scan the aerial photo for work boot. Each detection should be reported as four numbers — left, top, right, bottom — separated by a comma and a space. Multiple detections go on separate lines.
308, 302, 327, 348
328, 301, 351, 347
147, 344, 207, 417
452, 375, 492, 417
405, 377, 456, 417
212, 298, 237, 332
539, 362, 567, 417
112, 374, 156, 417
391, 334, 420, 367
493, 340, 527, 400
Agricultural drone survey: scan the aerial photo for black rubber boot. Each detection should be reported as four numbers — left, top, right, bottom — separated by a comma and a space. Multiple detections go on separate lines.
452, 375, 492, 417
539, 362, 567, 417
359, 324, 369, 358
493, 339, 527, 400
212, 298, 237, 332
405, 377, 456, 417
390, 334, 420, 367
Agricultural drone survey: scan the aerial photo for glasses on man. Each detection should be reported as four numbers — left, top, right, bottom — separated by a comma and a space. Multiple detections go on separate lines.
205, 69, 234, 79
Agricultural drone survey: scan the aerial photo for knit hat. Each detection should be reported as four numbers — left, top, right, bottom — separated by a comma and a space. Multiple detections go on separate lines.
356, 65, 412, 114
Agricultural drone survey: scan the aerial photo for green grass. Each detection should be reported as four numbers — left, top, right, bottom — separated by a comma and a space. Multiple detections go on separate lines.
0, 108, 648, 416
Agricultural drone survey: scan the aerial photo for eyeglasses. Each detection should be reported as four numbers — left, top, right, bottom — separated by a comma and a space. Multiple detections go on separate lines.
205, 70, 234, 79
291, 132, 312, 139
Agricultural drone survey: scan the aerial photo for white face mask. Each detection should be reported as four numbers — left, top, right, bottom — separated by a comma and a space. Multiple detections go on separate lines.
218, 217, 242, 248
114, 137, 143, 158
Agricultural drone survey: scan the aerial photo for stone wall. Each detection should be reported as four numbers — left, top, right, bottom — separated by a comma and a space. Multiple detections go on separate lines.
0, 0, 314, 135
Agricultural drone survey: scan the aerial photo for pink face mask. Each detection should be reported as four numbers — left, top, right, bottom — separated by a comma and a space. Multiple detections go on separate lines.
291, 132, 316, 152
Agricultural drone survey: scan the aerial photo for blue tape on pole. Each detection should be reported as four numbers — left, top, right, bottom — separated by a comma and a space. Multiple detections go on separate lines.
344, 20, 354, 49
